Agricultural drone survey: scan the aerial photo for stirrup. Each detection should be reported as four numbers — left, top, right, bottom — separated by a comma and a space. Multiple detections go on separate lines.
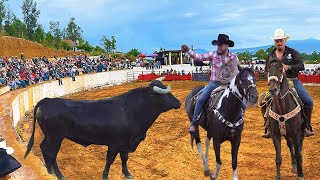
262, 131, 271, 138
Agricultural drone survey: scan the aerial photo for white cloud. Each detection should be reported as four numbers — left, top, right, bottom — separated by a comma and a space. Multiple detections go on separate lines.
5, 0, 320, 54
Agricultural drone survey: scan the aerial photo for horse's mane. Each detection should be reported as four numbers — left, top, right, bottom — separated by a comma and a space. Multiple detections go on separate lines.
237, 67, 255, 79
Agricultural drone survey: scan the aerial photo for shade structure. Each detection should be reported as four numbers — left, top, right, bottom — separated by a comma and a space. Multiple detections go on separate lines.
146, 54, 158, 57
138, 54, 146, 58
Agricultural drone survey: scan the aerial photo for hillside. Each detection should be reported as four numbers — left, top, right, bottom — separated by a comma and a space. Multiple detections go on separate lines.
0, 36, 84, 59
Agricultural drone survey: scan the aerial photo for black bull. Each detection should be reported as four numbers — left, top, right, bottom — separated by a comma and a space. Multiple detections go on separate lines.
24, 79, 181, 180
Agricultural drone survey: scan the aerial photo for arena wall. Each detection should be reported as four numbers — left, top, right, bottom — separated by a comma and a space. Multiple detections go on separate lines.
9, 70, 131, 127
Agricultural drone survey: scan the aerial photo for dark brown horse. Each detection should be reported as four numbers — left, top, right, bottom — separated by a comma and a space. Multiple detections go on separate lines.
265, 60, 305, 180
185, 67, 258, 180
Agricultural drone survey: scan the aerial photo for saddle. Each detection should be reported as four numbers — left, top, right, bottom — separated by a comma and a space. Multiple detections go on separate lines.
191, 84, 228, 127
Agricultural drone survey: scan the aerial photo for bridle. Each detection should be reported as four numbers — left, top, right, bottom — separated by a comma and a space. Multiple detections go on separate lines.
234, 70, 257, 103
267, 62, 285, 85
267, 61, 289, 99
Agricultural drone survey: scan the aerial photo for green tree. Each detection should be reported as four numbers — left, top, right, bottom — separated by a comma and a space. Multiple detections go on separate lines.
22, 0, 40, 40
49, 21, 62, 49
59, 40, 71, 51
127, 48, 141, 57
255, 49, 267, 60
33, 25, 45, 43
78, 41, 93, 52
91, 45, 106, 56
101, 35, 112, 53
44, 32, 54, 47
65, 17, 83, 42
111, 35, 117, 53
0, 0, 8, 27
3, 8, 13, 35
5, 15, 26, 38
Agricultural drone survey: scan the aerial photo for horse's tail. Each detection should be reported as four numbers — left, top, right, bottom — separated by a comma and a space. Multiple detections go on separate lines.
24, 100, 42, 159
190, 134, 195, 149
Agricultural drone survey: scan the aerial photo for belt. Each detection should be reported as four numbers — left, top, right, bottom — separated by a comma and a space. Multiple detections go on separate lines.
288, 77, 298, 80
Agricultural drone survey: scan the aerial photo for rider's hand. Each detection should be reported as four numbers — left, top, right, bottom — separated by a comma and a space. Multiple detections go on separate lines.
181, 45, 190, 53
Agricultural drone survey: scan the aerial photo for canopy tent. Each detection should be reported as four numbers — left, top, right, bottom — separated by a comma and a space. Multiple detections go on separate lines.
138, 54, 146, 58
146, 54, 158, 58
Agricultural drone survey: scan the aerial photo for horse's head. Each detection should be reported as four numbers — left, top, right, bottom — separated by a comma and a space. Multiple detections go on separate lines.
267, 60, 286, 95
236, 66, 258, 105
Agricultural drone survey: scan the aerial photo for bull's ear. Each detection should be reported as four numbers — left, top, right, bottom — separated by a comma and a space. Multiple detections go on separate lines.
238, 64, 242, 71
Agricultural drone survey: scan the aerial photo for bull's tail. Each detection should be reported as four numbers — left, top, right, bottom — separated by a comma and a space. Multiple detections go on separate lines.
24, 102, 41, 159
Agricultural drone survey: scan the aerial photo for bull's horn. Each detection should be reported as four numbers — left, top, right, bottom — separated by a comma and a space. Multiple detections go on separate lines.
153, 85, 171, 94
155, 76, 166, 82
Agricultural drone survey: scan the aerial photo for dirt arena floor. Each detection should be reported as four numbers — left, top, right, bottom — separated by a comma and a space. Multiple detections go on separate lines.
16, 81, 320, 180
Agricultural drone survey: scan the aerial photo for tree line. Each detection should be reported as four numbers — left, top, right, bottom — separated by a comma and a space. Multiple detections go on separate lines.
0, 0, 130, 56
236, 46, 320, 64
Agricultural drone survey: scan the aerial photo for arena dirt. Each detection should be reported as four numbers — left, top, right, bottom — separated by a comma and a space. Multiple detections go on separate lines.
16, 81, 320, 180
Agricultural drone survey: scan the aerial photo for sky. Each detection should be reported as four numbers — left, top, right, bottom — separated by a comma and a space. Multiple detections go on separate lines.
6, 0, 320, 54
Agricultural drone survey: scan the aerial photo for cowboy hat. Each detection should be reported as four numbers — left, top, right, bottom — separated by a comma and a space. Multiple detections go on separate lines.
212, 34, 235, 47
270, 28, 290, 40
0, 148, 21, 178
0, 137, 14, 155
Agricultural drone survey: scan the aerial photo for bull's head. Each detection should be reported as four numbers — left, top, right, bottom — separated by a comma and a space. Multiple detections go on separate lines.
150, 76, 181, 109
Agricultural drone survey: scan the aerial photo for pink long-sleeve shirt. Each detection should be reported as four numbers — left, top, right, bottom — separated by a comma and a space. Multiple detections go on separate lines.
188, 49, 239, 81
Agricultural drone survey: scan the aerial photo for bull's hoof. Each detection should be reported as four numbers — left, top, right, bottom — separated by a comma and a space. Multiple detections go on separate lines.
102, 177, 108, 180
125, 175, 133, 179
298, 176, 304, 180
204, 170, 211, 177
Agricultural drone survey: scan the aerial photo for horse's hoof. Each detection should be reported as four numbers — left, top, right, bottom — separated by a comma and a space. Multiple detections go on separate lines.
125, 175, 133, 179
47, 166, 54, 174
204, 170, 211, 177
102, 177, 108, 180
210, 173, 217, 180
291, 165, 297, 174
58, 176, 66, 180
298, 177, 304, 180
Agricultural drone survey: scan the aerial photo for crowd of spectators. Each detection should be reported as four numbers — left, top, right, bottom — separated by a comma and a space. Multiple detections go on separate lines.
0, 54, 133, 91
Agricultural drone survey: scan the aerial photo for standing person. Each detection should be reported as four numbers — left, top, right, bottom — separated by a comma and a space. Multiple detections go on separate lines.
0, 137, 22, 180
181, 34, 240, 133
262, 28, 314, 138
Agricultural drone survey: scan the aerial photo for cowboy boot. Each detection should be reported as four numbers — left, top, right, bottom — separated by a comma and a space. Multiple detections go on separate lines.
304, 106, 314, 137
189, 112, 202, 134
261, 106, 271, 138
189, 122, 196, 134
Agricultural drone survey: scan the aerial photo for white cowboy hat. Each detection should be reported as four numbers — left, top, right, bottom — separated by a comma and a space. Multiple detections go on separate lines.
0, 137, 14, 155
270, 28, 290, 40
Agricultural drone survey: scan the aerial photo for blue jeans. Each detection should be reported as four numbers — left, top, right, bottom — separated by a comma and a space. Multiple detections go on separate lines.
292, 79, 313, 106
192, 81, 220, 124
